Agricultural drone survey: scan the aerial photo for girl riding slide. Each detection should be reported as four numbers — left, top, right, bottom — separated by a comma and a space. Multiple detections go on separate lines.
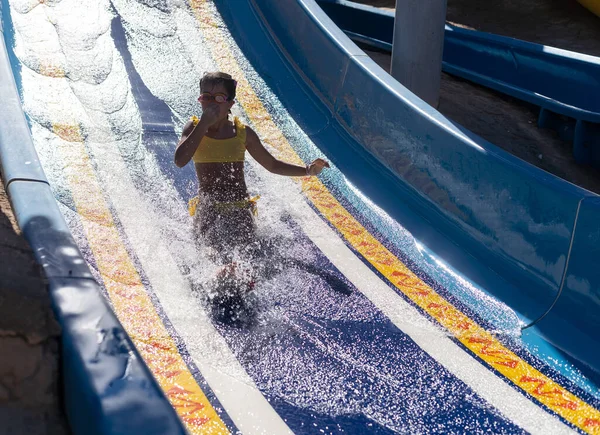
174, 72, 329, 288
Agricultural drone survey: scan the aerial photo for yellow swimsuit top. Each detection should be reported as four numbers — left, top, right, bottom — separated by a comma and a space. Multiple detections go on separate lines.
191, 116, 246, 163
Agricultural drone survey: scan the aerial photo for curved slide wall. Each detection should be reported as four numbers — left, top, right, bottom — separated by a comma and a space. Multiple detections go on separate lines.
220, 0, 600, 370
316, 0, 600, 168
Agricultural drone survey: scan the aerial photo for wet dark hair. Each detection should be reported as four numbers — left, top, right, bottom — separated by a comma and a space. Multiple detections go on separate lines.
200, 72, 237, 101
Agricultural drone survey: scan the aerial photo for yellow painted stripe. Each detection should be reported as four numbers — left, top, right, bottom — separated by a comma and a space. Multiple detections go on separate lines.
52, 124, 229, 435
189, 1, 600, 432
39, 61, 65, 78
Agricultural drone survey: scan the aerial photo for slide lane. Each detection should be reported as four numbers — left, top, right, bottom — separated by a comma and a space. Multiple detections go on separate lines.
213, 0, 600, 420
2, 0, 600, 433
105, 3, 537, 432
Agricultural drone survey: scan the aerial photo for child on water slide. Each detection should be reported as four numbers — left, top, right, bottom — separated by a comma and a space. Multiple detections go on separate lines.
174, 72, 329, 291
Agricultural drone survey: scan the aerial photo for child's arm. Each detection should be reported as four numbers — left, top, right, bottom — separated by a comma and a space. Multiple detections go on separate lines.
174, 120, 201, 167
246, 127, 329, 176
174, 106, 219, 167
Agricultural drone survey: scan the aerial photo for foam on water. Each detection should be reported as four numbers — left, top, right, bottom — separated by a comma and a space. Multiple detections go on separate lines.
10, 4, 65, 73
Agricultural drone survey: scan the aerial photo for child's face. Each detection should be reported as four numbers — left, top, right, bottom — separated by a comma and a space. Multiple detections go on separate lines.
199, 82, 234, 120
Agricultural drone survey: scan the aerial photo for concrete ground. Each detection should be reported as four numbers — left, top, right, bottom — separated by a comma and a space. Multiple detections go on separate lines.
0, 177, 66, 435
354, 0, 600, 194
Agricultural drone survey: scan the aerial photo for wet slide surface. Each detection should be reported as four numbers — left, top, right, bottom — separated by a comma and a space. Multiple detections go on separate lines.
3, 0, 600, 433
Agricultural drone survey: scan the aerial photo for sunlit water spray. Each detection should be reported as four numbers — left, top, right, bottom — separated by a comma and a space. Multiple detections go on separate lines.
5, 0, 466, 379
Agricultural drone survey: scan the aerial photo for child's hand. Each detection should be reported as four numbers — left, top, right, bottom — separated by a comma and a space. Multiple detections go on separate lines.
307, 158, 330, 176
200, 105, 220, 127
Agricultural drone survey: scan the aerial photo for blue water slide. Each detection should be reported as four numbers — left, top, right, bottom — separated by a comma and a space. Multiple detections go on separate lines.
2, 0, 600, 431
218, 0, 600, 372
316, 0, 600, 168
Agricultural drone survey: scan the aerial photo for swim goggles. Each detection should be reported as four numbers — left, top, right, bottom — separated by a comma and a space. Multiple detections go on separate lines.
198, 92, 230, 103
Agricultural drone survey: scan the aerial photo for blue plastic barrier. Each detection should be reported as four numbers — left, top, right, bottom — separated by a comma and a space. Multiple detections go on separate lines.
316, 0, 600, 168
0, 14, 186, 435
0, 11, 46, 185
224, 0, 600, 370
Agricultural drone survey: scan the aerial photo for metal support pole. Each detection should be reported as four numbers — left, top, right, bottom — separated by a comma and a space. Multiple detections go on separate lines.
391, 0, 448, 108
